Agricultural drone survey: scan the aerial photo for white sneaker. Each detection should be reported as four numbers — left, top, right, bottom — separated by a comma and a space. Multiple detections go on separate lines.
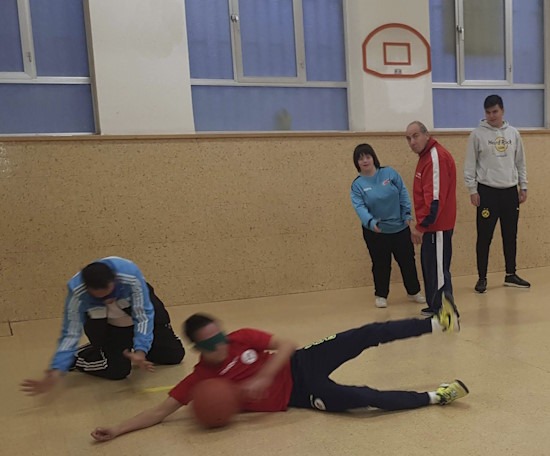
375, 296, 387, 308
407, 292, 426, 304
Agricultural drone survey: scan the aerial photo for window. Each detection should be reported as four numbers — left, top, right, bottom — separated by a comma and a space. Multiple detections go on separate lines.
0, 0, 94, 134
0, 0, 35, 79
430, 0, 545, 128
185, 0, 347, 131
232, 0, 305, 82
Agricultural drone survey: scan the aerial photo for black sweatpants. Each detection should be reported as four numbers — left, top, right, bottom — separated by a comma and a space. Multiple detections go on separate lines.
421, 229, 454, 313
287, 318, 433, 412
476, 184, 520, 278
74, 283, 185, 380
362, 226, 421, 299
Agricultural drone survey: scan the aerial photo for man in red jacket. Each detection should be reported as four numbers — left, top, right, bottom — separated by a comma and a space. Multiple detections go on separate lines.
405, 121, 457, 316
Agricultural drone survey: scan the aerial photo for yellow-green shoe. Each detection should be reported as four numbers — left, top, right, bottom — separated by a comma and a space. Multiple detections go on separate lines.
436, 380, 469, 405
437, 293, 460, 332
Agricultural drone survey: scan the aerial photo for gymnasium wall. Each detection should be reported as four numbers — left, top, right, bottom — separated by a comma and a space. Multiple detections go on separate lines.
1, 132, 548, 322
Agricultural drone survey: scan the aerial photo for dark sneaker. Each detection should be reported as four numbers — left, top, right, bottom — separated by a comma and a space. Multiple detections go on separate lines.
504, 274, 531, 288
421, 307, 435, 317
475, 277, 487, 293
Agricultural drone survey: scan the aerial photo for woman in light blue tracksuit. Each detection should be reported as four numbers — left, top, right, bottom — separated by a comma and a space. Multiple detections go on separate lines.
350, 144, 424, 309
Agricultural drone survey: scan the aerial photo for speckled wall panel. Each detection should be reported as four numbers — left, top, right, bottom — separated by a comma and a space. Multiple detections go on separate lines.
0, 133, 547, 321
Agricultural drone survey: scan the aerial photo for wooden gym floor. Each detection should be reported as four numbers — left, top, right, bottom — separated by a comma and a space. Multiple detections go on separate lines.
2, 268, 549, 456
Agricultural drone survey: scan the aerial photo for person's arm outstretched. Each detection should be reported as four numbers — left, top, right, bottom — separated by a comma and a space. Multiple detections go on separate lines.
20, 369, 64, 395
91, 396, 182, 442
20, 289, 83, 395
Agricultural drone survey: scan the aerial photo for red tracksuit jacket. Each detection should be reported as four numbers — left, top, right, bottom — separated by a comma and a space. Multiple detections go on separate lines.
413, 137, 457, 233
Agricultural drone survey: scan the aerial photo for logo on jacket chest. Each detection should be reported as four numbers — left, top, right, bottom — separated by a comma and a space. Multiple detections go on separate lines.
363, 179, 390, 192
489, 136, 511, 153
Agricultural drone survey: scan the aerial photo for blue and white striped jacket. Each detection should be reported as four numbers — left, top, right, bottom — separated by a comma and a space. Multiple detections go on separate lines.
50, 256, 154, 372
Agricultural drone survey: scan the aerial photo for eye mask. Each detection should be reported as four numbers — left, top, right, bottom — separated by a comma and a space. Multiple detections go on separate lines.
194, 332, 227, 352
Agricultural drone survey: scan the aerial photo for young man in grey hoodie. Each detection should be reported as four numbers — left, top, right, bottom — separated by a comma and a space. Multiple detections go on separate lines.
464, 95, 529, 294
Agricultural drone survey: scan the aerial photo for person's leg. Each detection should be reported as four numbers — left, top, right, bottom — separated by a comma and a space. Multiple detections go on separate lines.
146, 323, 185, 365
82, 317, 109, 347
143, 282, 185, 364
363, 227, 392, 299
442, 229, 454, 297
304, 380, 431, 412
391, 226, 421, 296
298, 318, 433, 378
75, 323, 133, 380
499, 187, 519, 275
421, 232, 438, 313
287, 310, 460, 410
146, 282, 170, 325
295, 378, 469, 412
476, 184, 499, 280
425, 229, 457, 314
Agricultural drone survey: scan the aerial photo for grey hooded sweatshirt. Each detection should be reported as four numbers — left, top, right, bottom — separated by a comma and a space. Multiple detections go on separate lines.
464, 119, 528, 195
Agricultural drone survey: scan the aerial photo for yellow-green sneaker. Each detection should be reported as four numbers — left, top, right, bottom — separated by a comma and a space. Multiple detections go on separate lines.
436, 380, 469, 405
436, 293, 460, 332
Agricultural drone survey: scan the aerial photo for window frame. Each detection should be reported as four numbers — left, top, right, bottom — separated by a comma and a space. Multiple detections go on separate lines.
431, 0, 548, 129
0, 0, 35, 80
455, 0, 512, 86
433, 0, 545, 91
189, 0, 347, 90
228, 0, 307, 84
0, 0, 90, 85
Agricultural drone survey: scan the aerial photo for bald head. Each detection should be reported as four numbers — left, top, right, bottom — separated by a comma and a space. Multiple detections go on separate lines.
405, 121, 430, 155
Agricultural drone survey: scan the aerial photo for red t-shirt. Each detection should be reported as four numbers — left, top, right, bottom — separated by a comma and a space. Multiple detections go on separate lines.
169, 328, 294, 412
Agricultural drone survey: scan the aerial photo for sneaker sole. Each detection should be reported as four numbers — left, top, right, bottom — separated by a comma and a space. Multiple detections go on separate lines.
474, 289, 487, 294
454, 379, 470, 394
503, 283, 530, 288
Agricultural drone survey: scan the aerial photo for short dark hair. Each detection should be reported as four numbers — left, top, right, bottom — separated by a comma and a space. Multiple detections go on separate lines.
353, 143, 381, 172
184, 313, 216, 342
81, 262, 115, 289
484, 94, 503, 110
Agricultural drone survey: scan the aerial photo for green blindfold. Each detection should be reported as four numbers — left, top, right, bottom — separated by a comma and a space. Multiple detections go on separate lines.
194, 332, 228, 352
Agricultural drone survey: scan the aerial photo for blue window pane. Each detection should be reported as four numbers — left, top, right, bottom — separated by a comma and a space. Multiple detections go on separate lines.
513, 0, 544, 84
192, 86, 348, 131
303, 0, 345, 81
0, 84, 95, 134
29, 0, 89, 76
433, 89, 544, 128
185, 0, 233, 79
239, 0, 296, 77
463, 0, 506, 80
429, 0, 456, 82
0, 0, 24, 72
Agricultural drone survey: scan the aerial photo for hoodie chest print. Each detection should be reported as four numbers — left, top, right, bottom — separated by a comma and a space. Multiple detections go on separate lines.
488, 136, 511, 157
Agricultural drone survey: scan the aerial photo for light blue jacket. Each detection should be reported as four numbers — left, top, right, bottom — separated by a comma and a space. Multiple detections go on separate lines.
350, 167, 412, 234
50, 256, 154, 372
